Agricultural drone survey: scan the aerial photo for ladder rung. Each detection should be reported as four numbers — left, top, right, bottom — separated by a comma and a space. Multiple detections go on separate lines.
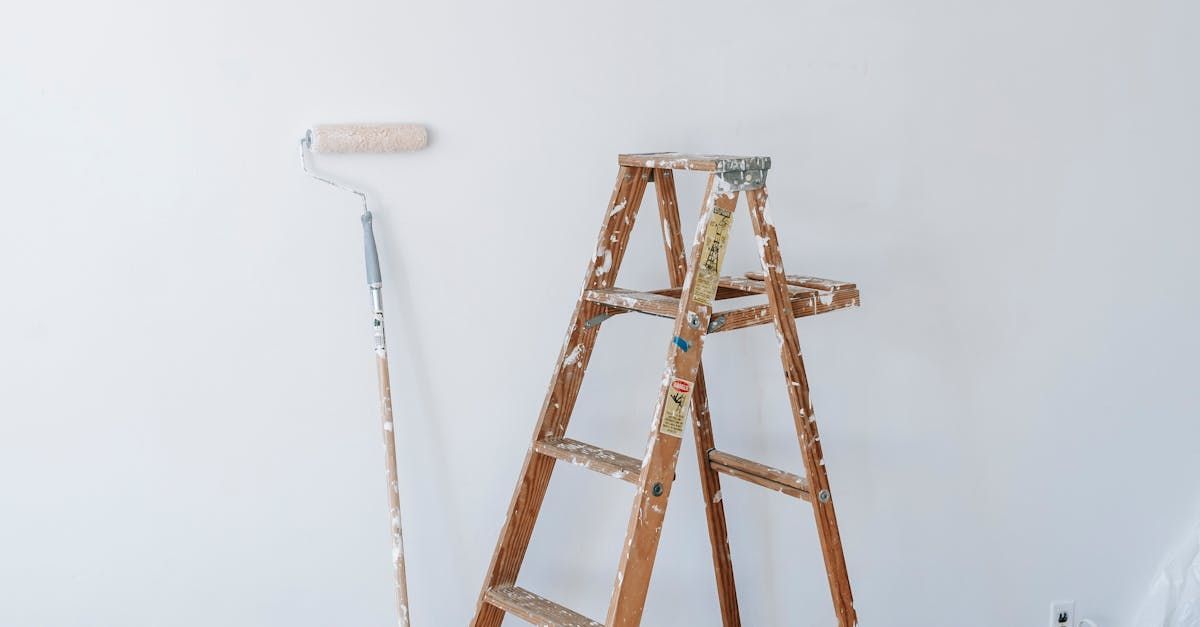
708, 449, 811, 501
534, 437, 642, 484
484, 585, 603, 627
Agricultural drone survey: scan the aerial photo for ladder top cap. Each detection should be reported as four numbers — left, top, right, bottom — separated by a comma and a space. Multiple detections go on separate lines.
619, 152, 771, 173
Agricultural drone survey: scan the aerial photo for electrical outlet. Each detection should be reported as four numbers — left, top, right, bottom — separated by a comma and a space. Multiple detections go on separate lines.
1050, 600, 1075, 627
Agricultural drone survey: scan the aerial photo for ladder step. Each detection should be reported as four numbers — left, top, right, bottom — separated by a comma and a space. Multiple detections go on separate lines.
744, 271, 856, 293
708, 449, 811, 501
484, 585, 603, 627
534, 437, 642, 484
586, 275, 859, 334
584, 278, 799, 321
584, 287, 678, 319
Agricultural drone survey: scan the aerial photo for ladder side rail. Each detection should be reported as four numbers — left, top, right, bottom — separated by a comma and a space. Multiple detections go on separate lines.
744, 187, 857, 627
653, 168, 741, 626
606, 176, 739, 626
471, 166, 651, 627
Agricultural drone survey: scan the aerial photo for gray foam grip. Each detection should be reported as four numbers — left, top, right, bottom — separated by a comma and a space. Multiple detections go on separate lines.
361, 211, 382, 286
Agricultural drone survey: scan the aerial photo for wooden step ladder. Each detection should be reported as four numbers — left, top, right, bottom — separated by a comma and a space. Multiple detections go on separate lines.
472, 153, 860, 627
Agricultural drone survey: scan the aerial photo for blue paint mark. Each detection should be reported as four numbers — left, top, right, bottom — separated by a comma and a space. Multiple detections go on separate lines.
673, 336, 690, 352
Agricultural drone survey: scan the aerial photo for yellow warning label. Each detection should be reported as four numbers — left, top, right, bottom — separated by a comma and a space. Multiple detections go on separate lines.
659, 378, 694, 437
693, 207, 733, 306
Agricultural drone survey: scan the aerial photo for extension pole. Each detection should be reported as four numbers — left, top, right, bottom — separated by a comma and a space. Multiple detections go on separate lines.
363, 210, 410, 627
301, 123, 427, 626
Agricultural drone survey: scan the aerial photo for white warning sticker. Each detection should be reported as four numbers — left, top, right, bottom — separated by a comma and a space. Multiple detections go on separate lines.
659, 378, 694, 437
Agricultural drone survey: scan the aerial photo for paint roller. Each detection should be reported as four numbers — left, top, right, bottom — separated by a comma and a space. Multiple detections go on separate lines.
307, 122, 428, 154
300, 123, 427, 627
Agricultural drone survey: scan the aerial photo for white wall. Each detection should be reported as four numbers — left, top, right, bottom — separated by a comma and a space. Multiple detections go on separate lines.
2, 1, 1198, 625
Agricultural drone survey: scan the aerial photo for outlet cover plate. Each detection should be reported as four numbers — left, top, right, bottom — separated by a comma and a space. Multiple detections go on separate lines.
1050, 600, 1076, 627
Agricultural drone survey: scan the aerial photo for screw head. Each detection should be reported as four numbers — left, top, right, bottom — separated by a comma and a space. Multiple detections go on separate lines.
818, 489, 831, 503
652, 482, 663, 497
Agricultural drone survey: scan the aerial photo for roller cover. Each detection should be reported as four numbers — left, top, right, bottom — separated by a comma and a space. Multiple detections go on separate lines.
310, 123, 427, 153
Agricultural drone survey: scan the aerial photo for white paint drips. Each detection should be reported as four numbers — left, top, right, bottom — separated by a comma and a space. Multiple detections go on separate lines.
563, 344, 584, 366
760, 199, 775, 226
595, 248, 613, 276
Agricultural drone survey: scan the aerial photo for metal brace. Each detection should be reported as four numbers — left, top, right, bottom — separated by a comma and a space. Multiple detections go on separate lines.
707, 315, 727, 333
714, 169, 766, 193
713, 156, 772, 172
584, 313, 613, 329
